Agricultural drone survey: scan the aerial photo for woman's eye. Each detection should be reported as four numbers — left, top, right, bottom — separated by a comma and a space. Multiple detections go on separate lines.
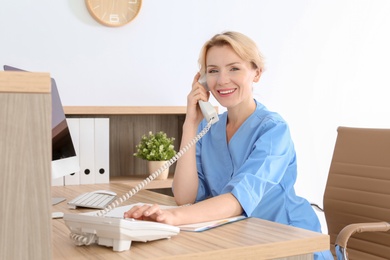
230, 67, 239, 71
208, 69, 218, 73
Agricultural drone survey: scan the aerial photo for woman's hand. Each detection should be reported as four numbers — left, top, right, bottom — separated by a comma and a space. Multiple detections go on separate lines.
185, 72, 210, 125
123, 204, 177, 225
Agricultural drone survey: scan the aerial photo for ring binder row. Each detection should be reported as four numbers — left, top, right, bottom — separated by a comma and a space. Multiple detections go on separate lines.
52, 117, 110, 186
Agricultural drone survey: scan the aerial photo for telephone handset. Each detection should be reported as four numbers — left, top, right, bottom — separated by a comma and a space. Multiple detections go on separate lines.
198, 74, 219, 124
63, 74, 219, 252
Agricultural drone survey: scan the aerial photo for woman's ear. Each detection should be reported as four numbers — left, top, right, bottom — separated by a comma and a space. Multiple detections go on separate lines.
253, 68, 262, 83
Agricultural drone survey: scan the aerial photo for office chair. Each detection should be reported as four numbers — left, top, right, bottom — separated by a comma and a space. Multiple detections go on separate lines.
322, 126, 390, 259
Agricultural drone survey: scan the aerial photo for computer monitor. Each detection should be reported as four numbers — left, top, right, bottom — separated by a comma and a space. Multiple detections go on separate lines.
3, 65, 80, 186
50, 77, 80, 179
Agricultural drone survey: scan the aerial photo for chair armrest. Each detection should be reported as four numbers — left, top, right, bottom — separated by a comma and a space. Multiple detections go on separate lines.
336, 222, 390, 248
335, 222, 390, 259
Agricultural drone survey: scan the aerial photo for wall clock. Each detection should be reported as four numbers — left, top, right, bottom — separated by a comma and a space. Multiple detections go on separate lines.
85, 0, 142, 27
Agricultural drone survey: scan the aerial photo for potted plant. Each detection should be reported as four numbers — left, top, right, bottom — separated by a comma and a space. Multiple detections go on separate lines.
133, 131, 176, 180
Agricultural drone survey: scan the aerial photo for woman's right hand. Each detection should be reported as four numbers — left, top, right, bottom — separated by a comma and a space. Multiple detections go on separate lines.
123, 204, 178, 226
173, 73, 207, 205
185, 72, 210, 126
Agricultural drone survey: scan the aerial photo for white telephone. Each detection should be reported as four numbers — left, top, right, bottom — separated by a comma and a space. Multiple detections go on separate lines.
63, 75, 219, 252
198, 74, 219, 125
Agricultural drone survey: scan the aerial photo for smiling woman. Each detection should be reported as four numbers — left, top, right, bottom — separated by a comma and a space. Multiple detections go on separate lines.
123, 31, 333, 260
85, 0, 142, 27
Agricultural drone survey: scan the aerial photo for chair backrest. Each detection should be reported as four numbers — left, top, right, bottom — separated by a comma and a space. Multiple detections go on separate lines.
323, 126, 390, 259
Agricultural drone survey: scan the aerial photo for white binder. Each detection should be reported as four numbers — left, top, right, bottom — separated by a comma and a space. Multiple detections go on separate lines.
65, 118, 81, 185
51, 176, 64, 186
94, 118, 110, 183
79, 118, 95, 184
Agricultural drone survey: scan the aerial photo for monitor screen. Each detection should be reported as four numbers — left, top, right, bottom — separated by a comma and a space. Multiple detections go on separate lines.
3, 65, 80, 179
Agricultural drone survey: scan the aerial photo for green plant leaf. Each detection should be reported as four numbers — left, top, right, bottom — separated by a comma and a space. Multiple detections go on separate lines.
133, 131, 176, 161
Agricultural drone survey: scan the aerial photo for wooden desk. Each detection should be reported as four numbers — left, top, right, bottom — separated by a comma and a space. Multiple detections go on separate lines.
52, 183, 329, 260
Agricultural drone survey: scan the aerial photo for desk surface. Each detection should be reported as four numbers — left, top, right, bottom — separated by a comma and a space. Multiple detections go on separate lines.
52, 183, 329, 260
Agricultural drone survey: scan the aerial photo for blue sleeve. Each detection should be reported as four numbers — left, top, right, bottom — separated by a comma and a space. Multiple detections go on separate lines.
222, 120, 296, 216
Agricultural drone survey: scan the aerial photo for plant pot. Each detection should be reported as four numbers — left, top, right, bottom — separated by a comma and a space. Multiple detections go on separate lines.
147, 160, 169, 180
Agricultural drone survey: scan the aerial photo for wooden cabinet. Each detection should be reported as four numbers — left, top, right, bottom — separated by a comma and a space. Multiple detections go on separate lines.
64, 106, 187, 191
0, 72, 52, 260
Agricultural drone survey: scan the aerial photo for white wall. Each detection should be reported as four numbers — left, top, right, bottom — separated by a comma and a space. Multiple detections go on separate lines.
2, 0, 390, 232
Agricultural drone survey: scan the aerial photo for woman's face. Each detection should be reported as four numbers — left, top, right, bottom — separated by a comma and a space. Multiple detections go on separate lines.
205, 45, 260, 109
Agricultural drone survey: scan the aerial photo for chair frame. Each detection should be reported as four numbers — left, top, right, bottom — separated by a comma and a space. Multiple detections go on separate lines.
320, 126, 390, 259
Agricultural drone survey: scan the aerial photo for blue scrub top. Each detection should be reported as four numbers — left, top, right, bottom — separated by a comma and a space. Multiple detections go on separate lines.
195, 100, 333, 259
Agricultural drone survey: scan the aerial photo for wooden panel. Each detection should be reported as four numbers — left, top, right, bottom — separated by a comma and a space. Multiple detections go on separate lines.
0, 72, 52, 260
111, 174, 173, 189
0, 71, 50, 93
64, 106, 187, 115
111, 114, 182, 177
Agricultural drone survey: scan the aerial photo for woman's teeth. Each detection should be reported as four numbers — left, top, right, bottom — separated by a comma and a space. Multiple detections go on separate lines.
219, 89, 235, 94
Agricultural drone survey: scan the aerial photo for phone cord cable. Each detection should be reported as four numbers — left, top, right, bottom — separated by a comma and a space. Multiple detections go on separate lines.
69, 119, 213, 246
69, 232, 97, 246
95, 119, 213, 217
68, 119, 214, 246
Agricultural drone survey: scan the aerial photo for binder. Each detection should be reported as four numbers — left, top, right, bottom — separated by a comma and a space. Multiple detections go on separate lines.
94, 118, 110, 183
79, 118, 95, 184
65, 118, 80, 185
51, 176, 64, 186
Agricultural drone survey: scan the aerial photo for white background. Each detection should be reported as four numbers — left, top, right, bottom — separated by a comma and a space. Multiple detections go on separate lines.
2, 0, 390, 232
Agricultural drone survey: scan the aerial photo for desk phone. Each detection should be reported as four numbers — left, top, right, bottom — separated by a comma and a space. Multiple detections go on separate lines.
63, 81, 218, 251
64, 214, 180, 251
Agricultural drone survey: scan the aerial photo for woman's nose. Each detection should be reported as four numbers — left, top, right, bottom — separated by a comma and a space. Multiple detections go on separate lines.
217, 71, 230, 85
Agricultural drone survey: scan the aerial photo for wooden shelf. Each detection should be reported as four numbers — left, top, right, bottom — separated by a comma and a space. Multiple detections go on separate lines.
110, 173, 174, 190
63, 106, 204, 185
64, 106, 187, 115
65, 107, 185, 178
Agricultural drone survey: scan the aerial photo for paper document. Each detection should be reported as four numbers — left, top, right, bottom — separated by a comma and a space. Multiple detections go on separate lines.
89, 203, 246, 232
178, 215, 246, 232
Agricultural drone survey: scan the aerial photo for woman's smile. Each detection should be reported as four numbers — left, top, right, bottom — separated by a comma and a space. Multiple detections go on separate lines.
217, 88, 236, 96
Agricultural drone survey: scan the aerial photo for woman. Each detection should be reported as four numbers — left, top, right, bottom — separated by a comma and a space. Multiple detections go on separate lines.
125, 31, 332, 259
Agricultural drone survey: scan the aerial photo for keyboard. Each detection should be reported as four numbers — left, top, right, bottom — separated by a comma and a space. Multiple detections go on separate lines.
67, 190, 117, 209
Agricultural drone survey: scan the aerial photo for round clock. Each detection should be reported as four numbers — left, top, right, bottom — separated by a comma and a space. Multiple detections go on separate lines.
85, 0, 142, 27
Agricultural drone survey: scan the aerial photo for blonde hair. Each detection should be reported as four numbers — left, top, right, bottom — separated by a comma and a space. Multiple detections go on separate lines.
198, 31, 265, 76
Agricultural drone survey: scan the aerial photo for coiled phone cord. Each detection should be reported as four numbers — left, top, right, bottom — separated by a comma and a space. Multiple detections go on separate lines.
95, 119, 213, 217
69, 119, 213, 246
69, 232, 97, 246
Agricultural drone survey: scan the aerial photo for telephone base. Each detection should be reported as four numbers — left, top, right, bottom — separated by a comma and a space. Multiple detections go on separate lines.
64, 213, 180, 252
98, 237, 132, 252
